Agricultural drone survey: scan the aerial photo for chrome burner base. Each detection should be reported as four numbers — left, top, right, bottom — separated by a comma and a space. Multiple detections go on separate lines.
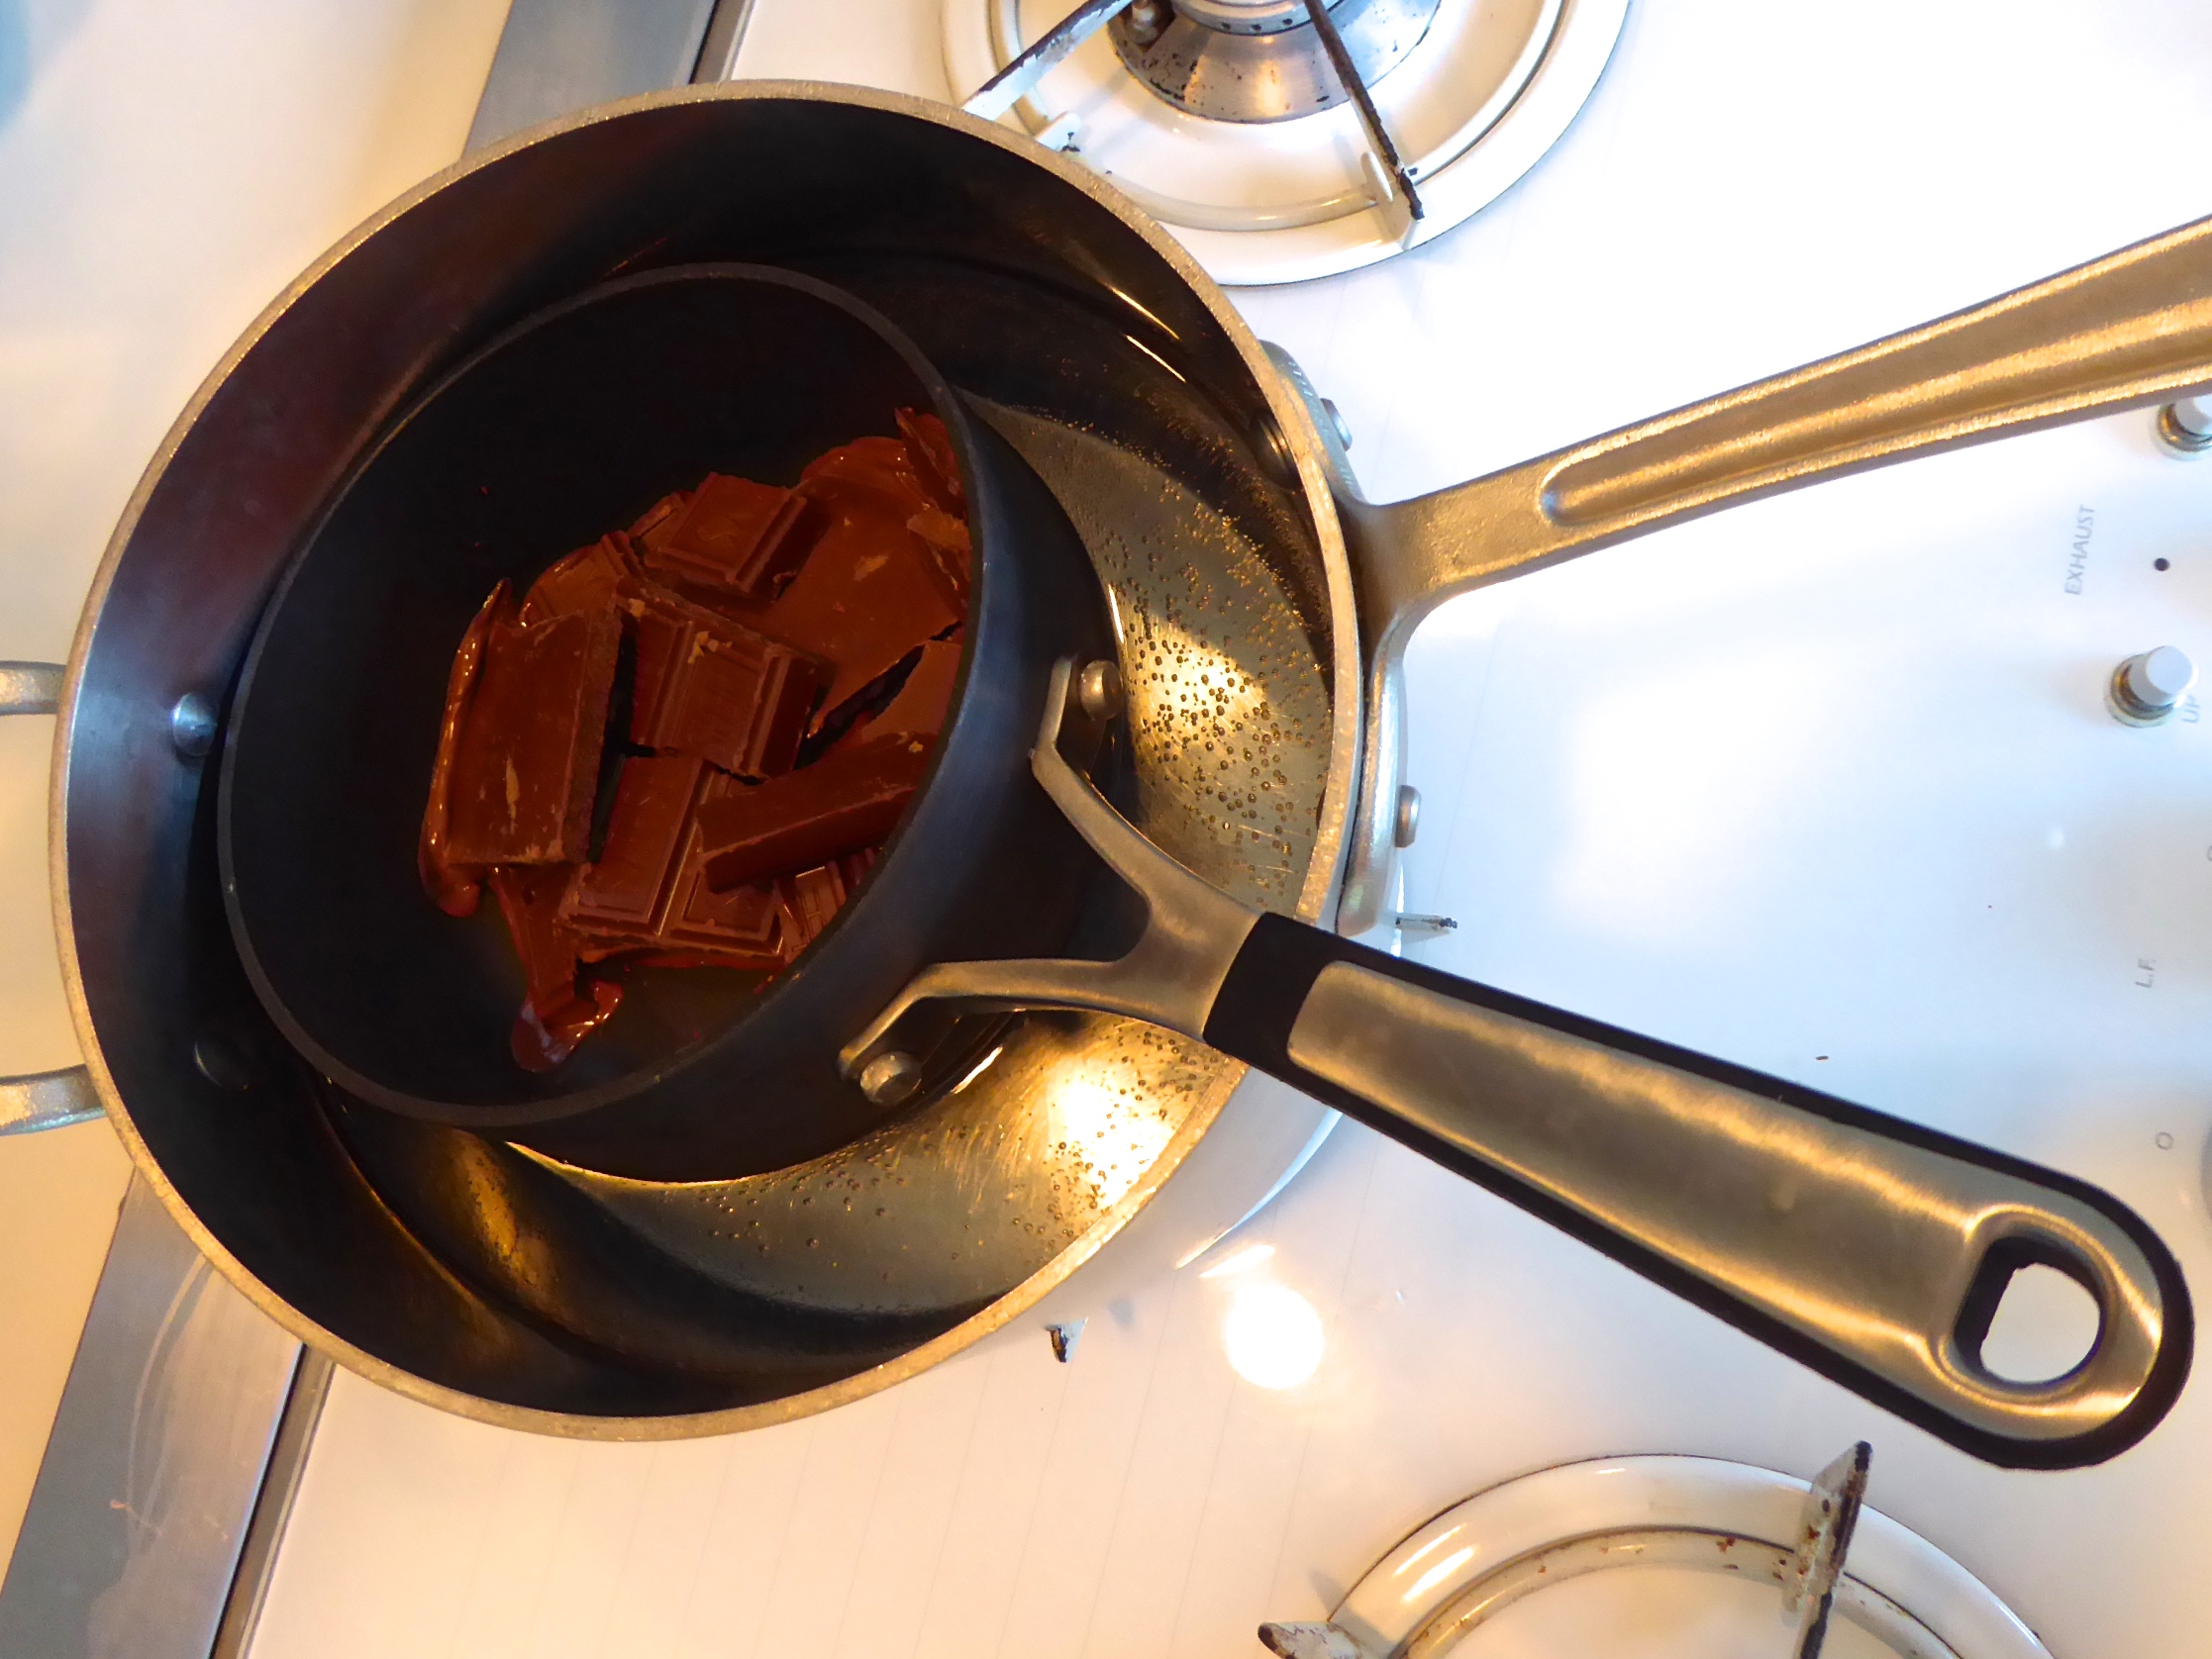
1110, 0, 1442, 123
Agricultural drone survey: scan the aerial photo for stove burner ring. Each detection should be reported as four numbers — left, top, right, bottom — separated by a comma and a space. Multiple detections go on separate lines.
1110, 0, 1443, 123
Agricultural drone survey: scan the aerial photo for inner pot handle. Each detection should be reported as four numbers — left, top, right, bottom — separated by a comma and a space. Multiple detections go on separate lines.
0, 660, 101, 1136
845, 665, 2190, 1468
1200, 914, 2188, 1468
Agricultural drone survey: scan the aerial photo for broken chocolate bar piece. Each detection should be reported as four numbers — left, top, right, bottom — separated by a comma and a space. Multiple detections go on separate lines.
559, 760, 786, 971
639, 472, 817, 602
558, 754, 705, 942
658, 815, 788, 968
521, 533, 640, 625
862, 636, 962, 742
906, 505, 971, 601
419, 582, 508, 917
443, 601, 621, 867
774, 850, 878, 960
695, 732, 932, 893
629, 488, 691, 548
489, 865, 623, 1071
896, 408, 963, 515
769, 444, 964, 722
621, 577, 822, 779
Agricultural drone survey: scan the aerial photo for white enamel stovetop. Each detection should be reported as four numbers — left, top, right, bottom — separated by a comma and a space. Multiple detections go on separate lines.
5, 2, 2212, 1656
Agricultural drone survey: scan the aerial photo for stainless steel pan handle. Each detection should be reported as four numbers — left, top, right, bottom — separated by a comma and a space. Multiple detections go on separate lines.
847, 663, 2190, 1468
1298, 212, 2212, 931
0, 660, 101, 1135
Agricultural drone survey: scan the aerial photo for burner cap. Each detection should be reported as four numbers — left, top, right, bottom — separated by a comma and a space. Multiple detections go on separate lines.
1110, 0, 1442, 123
1286, 1456, 2049, 1658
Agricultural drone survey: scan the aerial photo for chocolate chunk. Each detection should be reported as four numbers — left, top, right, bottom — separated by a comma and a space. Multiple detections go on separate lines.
419, 582, 508, 916
620, 578, 822, 778
521, 534, 640, 625
558, 754, 705, 943
695, 732, 931, 892
862, 636, 962, 741
489, 865, 622, 1072
443, 602, 620, 867
639, 473, 817, 602
767, 444, 963, 724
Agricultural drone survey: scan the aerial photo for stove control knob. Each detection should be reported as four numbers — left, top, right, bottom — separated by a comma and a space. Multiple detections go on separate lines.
2109, 645, 2196, 725
2156, 392, 2212, 455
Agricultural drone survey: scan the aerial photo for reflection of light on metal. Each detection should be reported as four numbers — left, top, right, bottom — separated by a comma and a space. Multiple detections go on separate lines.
1124, 333, 1187, 383
1392, 1525, 1463, 1578
1200, 1241, 1275, 1279
1054, 1077, 1175, 1207
951, 1044, 1005, 1096
1402, 1545, 1474, 1603
1104, 281, 1177, 342
1222, 1282, 1324, 1389
1124, 612, 1270, 731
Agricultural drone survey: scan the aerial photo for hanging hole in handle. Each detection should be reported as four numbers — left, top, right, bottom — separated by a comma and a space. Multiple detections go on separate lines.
1957, 1236, 2106, 1387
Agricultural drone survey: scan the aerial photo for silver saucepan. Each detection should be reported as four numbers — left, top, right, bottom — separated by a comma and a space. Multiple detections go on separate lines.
3, 85, 2205, 1458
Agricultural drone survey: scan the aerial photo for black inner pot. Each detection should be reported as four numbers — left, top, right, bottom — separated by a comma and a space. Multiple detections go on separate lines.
219, 264, 1115, 1180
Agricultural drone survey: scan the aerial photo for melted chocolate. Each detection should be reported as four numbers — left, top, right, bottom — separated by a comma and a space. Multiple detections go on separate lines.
418, 582, 507, 917
489, 865, 623, 1071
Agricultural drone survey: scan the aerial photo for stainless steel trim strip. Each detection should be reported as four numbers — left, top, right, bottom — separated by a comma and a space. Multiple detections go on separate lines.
0, 1176, 303, 1658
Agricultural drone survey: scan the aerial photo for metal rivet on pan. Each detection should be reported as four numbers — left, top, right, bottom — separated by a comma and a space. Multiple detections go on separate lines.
1047, 1318, 1085, 1362
857, 1049, 921, 1106
169, 692, 218, 757
1320, 396, 1353, 450
193, 1034, 253, 1093
1392, 783, 1421, 847
1078, 659, 1124, 721
2155, 394, 2212, 456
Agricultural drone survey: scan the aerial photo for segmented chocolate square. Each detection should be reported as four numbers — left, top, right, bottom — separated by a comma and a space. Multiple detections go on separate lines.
775, 849, 878, 961
619, 578, 822, 778
640, 473, 817, 601
694, 732, 930, 892
521, 533, 640, 625
558, 754, 705, 941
